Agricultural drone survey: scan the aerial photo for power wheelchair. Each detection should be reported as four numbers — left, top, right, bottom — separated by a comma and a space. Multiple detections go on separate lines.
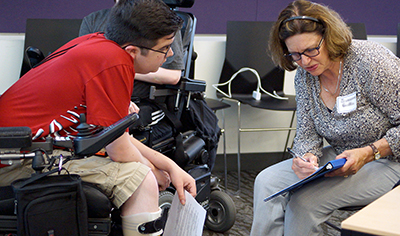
0, 0, 236, 234
0, 97, 234, 235
0, 85, 236, 235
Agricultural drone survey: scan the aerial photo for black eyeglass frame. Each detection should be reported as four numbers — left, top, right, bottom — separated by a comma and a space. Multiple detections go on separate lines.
122, 44, 171, 58
284, 37, 324, 62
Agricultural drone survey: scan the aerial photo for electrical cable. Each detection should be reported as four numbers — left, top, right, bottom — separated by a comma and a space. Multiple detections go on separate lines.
212, 67, 288, 100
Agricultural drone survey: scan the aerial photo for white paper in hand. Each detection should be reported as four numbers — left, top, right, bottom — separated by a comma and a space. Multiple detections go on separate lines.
163, 190, 206, 236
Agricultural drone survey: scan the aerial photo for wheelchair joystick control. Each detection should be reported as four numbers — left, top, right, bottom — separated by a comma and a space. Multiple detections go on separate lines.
73, 113, 139, 157
76, 114, 92, 137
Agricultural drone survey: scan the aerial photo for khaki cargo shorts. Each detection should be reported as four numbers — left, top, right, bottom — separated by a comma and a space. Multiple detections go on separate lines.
0, 150, 150, 208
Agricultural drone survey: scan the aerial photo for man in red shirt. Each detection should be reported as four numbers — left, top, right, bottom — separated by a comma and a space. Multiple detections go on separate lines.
0, 0, 196, 235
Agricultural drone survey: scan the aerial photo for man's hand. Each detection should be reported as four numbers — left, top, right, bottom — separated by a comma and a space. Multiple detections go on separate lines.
169, 167, 196, 205
128, 101, 140, 114
152, 168, 171, 191
124, 135, 196, 205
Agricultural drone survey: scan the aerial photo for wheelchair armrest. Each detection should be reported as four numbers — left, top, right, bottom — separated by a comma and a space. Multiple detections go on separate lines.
0, 127, 53, 154
166, 77, 206, 92
73, 113, 139, 157
149, 85, 177, 100
0, 127, 52, 171
1, 113, 138, 160
149, 77, 206, 100
0, 127, 32, 149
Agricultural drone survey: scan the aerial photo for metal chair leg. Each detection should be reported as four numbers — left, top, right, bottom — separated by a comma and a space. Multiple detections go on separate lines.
324, 220, 342, 232
221, 109, 228, 191
282, 110, 296, 160
236, 101, 241, 194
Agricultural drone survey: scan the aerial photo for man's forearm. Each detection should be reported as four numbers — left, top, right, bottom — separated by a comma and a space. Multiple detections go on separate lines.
128, 135, 177, 172
134, 68, 181, 85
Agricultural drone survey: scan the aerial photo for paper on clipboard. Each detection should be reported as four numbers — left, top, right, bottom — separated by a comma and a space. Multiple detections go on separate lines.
264, 158, 346, 202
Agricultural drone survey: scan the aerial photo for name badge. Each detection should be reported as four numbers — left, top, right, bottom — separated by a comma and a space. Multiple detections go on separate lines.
336, 92, 357, 114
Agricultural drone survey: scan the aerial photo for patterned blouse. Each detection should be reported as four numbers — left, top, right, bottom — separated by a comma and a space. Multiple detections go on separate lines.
293, 39, 400, 162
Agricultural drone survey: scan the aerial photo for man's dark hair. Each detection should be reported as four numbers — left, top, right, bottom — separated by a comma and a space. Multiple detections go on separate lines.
106, 0, 183, 48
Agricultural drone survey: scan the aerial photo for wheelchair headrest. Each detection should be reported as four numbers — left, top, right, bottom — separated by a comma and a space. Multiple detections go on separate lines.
163, 0, 194, 8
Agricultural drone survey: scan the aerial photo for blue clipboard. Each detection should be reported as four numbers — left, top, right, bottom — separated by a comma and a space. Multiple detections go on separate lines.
264, 158, 347, 202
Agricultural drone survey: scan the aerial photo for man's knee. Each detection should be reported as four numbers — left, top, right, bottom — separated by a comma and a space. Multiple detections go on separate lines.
121, 170, 160, 216
140, 171, 159, 194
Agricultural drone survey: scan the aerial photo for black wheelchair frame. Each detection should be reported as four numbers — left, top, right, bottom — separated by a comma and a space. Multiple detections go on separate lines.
130, 77, 237, 233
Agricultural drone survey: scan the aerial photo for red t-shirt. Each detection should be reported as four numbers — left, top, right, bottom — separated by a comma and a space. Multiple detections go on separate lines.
0, 33, 135, 140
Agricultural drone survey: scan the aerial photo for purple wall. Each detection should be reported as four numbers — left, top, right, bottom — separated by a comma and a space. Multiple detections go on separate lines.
1, 0, 399, 35
0, 0, 113, 33
188, 0, 400, 35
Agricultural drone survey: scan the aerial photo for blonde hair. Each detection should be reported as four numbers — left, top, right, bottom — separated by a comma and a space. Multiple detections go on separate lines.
269, 0, 352, 71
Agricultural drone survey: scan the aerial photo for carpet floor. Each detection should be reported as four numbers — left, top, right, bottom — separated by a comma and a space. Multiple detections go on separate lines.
202, 170, 356, 236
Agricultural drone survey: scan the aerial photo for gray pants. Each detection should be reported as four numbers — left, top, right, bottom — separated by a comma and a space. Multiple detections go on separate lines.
250, 147, 400, 236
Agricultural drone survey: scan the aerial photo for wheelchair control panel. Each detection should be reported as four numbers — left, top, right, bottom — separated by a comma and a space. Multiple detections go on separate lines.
73, 113, 139, 157
0, 113, 139, 169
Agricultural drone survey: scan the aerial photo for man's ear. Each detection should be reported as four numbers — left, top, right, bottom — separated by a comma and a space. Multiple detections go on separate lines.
123, 45, 140, 59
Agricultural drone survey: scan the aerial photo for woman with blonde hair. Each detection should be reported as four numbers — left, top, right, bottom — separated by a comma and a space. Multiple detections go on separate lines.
251, 1, 400, 235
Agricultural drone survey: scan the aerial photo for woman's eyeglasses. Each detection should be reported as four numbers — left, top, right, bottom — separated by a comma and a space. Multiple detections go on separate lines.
285, 37, 324, 61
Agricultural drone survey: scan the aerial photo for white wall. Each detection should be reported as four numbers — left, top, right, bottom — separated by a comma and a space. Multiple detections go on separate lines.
1, 33, 397, 154
0, 34, 24, 94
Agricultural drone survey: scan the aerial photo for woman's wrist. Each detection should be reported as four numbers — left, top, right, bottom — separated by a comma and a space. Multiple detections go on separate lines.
362, 145, 376, 163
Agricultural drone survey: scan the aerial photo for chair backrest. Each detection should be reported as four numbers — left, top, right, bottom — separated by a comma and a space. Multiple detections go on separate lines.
218, 21, 285, 96
397, 23, 400, 57
347, 23, 367, 40
163, 0, 196, 78
20, 19, 82, 77
175, 11, 197, 79
163, 0, 194, 8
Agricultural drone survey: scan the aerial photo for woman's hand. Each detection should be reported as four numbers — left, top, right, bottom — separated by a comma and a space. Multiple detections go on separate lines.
326, 147, 370, 177
292, 153, 319, 179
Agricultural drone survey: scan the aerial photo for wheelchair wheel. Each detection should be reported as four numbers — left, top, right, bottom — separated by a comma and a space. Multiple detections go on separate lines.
205, 190, 236, 233
159, 190, 174, 211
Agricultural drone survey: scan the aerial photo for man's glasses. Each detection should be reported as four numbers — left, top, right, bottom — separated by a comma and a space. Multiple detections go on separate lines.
123, 44, 171, 58
285, 37, 324, 61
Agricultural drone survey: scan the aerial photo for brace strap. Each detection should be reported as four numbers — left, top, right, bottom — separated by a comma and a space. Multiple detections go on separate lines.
138, 208, 169, 234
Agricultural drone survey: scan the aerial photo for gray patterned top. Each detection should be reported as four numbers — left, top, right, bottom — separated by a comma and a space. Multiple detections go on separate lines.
293, 39, 400, 161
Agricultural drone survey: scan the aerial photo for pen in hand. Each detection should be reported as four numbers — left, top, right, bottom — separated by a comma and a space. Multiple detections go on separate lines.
287, 148, 318, 170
